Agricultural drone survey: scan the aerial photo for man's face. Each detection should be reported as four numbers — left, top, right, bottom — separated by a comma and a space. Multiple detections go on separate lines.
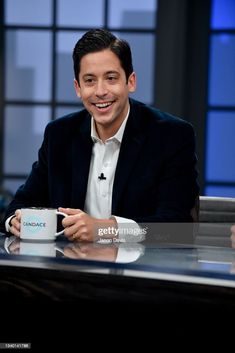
74, 49, 136, 134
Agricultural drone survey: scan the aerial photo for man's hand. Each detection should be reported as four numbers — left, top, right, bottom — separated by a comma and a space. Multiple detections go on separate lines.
59, 207, 117, 242
9, 209, 21, 237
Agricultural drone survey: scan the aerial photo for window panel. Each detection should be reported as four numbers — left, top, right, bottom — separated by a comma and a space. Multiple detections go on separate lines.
211, 0, 235, 29
206, 111, 235, 182
205, 185, 235, 198
5, 30, 52, 101
114, 32, 155, 104
5, 0, 52, 25
55, 106, 83, 119
56, 31, 85, 103
3, 179, 26, 196
109, 0, 157, 28
57, 0, 104, 27
4, 106, 51, 175
208, 34, 235, 106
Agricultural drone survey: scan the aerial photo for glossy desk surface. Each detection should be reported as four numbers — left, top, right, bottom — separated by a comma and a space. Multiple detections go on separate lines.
2, 226, 234, 347
1, 227, 235, 345
1, 226, 235, 290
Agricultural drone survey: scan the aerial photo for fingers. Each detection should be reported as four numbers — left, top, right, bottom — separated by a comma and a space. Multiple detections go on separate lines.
59, 209, 90, 241
10, 209, 21, 237
58, 207, 83, 216
64, 222, 86, 238
62, 213, 83, 228
62, 214, 86, 241
15, 209, 21, 219
70, 230, 89, 242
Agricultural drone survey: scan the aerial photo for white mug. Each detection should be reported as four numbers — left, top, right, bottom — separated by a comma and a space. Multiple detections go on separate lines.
20, 207, 67, 241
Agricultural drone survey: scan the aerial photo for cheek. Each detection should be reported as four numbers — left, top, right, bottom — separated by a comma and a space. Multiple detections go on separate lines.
80, 87, 94, 99
110, 85, 128, 99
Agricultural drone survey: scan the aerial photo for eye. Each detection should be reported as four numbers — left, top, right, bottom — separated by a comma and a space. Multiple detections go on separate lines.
85, 78, 94, 83
83, 77, 96, 86
107, 75, 117, 82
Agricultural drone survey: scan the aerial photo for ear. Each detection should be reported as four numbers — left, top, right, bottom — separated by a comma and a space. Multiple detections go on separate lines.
74, 79, 81, 98
128, 72, 137, 93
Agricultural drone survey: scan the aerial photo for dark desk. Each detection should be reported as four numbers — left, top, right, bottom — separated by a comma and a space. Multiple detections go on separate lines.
1, 228, 234, 347
1, 230, 235, 306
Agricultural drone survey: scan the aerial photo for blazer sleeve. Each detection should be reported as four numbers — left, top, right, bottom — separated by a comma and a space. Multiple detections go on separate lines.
154, 122, 199, 220
118, 119, 199, 224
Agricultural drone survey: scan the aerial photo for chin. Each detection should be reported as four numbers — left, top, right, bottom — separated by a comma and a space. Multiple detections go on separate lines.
94, 115, 114, 125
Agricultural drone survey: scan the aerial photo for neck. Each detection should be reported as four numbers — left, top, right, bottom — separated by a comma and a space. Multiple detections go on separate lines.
95, 120, 123, 142
95, 104, 130, 142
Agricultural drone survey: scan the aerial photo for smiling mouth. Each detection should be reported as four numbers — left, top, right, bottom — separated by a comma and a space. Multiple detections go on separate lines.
93, 101, 114, 109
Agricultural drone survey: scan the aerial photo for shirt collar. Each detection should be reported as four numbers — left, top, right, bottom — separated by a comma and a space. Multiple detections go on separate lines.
91, 105, 130, 144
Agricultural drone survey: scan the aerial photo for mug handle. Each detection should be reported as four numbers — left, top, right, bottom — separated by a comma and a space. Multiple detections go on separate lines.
55, 211, 67, 236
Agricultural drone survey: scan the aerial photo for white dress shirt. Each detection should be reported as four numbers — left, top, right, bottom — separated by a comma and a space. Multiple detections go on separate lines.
84, 107, 144, 242
84, 110, 128, 219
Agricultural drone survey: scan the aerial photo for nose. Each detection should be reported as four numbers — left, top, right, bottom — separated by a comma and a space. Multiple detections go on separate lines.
95, 80, 108, 97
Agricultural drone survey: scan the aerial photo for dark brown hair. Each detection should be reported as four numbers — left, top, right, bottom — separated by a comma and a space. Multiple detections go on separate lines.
73, 29, 134, 83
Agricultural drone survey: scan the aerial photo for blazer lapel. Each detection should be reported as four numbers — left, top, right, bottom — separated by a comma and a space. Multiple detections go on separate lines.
71, 115, 93, 208
112, 101, 146, 214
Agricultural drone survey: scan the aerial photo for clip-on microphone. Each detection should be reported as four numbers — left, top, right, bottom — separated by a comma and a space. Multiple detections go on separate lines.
98, 173, 107, 180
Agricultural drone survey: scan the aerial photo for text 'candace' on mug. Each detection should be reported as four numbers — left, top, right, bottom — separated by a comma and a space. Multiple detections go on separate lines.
20, 207, 67, 241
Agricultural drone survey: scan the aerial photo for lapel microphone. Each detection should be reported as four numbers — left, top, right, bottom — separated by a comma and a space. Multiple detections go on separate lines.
98, 173, 107, 180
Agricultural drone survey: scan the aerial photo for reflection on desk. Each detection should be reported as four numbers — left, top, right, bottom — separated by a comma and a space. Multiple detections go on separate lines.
3, 236, 145, 263
2, 234, 235, 277
1, 232, 235, 310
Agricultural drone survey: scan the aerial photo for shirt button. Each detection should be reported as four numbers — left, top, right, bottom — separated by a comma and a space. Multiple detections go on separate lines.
102, 192, 107, 197
104, 162, 109, 167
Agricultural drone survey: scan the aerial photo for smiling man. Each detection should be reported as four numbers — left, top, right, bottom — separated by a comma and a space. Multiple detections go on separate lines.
1, 29, 199, 242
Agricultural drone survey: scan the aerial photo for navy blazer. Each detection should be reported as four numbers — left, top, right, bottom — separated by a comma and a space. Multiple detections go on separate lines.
1, 99, 199, 228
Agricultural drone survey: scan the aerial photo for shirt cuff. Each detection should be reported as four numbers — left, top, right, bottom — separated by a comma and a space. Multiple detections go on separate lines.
111, 216, 146, 242
5, 215, 16, 233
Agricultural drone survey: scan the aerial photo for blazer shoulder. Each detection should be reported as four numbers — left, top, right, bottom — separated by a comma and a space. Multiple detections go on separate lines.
130, 99, 195, 133
48, 109, 89, 127
45, 109, 90, 136
153, 109, 195, 133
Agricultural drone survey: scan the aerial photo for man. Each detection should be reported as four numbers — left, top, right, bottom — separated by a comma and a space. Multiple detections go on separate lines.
0, 29, 199, 242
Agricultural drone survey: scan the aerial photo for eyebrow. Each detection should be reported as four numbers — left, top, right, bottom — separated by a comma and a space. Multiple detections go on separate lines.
82, 70, 120, 79
82, 73, 95, 79
105, 70, 119, 75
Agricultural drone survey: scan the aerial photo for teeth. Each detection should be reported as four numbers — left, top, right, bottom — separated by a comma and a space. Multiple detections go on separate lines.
95, 102, 112, 108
